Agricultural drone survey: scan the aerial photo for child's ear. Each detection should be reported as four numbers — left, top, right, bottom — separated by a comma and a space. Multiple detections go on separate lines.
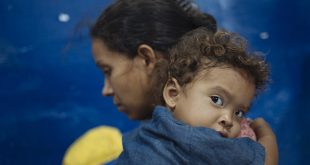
136, 44, 158, 74
163, 78, 182, 111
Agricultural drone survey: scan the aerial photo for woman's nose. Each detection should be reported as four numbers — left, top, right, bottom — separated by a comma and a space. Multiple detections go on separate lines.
102, 79, 114, 96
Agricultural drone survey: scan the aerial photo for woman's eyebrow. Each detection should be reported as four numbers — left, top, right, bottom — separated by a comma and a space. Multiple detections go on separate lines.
95, 60, 107, 67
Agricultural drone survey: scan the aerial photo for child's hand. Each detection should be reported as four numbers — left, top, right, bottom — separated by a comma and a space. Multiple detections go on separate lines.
238, 118, 256, 141
251, 118, 278, 165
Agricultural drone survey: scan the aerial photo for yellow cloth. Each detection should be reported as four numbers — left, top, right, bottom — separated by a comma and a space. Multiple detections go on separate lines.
62, 126, 123, 165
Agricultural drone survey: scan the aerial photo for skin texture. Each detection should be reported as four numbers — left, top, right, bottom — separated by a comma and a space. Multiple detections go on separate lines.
92, 39, 158, 120
164, 67, 255, 138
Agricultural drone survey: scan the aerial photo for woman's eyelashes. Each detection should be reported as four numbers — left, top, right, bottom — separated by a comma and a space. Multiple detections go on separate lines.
210, 95, 223, 106
102, 67, 112, 76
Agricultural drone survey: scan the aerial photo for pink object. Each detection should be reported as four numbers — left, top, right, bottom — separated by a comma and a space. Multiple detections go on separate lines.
238, 118, 256, 141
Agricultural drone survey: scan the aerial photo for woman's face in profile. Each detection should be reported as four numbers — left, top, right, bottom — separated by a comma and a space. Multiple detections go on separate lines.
92, 39, 154, 120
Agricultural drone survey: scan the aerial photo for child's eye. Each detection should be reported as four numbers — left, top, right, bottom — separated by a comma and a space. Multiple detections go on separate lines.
235, 110, 245, 118
210, 96, 223, 106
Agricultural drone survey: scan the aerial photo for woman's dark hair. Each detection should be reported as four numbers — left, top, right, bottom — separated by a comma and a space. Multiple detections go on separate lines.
91, 0, 217, 58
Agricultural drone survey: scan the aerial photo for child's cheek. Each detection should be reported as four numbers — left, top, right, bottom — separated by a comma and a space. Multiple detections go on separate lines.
237, 118, 257, 141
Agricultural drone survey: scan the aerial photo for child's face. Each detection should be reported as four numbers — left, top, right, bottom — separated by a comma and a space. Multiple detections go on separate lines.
165, 67, 255, 138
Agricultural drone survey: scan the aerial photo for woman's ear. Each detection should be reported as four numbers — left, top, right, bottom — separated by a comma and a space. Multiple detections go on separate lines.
136, 44, 158, 74
163, 78, 182, 111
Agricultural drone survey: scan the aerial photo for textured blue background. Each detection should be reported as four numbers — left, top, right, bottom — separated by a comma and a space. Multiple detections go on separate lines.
0, 0, 309, 164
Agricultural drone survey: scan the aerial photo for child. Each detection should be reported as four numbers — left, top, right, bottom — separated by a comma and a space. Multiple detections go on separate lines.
115, 28, 270, 164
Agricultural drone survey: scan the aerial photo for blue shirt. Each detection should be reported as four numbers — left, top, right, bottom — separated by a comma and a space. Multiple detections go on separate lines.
116, 106, 265, 165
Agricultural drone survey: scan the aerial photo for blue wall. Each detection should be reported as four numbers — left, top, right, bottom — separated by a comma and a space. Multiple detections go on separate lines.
0, 0, 309, 164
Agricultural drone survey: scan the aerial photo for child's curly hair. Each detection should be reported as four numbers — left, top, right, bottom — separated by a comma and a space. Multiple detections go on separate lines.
152, 27, 270, 105
170, 27, 269, 89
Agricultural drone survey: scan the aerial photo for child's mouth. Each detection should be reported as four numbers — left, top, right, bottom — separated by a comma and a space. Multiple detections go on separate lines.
217, 131, 228, 138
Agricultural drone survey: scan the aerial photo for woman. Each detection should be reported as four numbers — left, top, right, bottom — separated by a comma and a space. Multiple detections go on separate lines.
91, 0, 216, 120
63, 0, 278, 164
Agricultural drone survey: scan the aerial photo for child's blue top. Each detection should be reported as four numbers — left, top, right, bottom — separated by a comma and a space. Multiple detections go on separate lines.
115, 106, 265, 165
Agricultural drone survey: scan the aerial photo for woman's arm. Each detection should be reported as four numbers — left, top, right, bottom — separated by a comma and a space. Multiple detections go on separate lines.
251, 118, 278, 165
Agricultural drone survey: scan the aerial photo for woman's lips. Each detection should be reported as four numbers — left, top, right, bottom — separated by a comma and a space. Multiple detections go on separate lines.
115, 104, 127, 113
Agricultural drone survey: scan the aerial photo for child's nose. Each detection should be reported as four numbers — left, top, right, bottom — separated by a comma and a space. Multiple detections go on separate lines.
102, 79, 114, 96
219, 111, 233, 129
